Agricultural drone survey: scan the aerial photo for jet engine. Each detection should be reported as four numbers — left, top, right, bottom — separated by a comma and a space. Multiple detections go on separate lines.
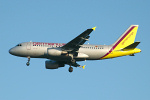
45, 60, 65, 69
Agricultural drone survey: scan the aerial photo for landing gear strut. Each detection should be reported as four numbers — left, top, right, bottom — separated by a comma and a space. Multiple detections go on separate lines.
69, 66, 73, 72
26, 56, 30, 66
68, 58, 76, 72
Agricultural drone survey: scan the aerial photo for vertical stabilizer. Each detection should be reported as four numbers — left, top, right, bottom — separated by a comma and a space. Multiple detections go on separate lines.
112, 25, 139, 50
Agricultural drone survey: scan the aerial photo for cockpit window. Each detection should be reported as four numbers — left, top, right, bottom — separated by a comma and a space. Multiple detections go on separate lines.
16, 44, 22, 46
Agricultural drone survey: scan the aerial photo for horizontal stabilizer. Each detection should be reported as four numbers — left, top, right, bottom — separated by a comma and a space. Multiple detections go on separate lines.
122, 41, 140, 51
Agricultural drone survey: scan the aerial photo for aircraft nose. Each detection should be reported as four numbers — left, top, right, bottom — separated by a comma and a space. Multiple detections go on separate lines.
9, 48, 15, 55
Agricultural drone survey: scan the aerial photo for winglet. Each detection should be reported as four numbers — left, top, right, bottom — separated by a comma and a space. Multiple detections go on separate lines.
92, 27, 96, 31
82, 65, 86, 69
79, 65, 86, 69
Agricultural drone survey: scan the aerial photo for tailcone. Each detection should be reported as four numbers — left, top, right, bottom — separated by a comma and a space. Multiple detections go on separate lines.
134, 48, 141, 53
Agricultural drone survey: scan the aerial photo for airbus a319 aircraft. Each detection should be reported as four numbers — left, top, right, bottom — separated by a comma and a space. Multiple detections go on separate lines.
9, 25, 141, 72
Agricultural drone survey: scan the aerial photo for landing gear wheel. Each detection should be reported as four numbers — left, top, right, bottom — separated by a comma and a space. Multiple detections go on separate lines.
69, 67, 73, 72
26, 62, 30, 66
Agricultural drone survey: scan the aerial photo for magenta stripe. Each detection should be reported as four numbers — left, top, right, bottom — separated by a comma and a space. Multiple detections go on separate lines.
100, 26, 136, 59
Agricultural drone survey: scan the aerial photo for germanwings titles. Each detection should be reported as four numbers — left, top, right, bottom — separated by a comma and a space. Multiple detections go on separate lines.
9, 25, 141, 72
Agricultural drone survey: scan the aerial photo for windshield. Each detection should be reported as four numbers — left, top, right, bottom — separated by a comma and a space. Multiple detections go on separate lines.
16, 44, 22, 46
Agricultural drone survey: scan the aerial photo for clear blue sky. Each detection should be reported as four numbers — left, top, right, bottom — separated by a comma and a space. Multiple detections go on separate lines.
0, 0, 149, 100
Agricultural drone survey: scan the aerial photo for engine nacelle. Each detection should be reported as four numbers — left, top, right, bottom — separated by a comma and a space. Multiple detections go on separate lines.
45, 60, 65, 69
47, 48, 62, 56
47, 48, 68, 56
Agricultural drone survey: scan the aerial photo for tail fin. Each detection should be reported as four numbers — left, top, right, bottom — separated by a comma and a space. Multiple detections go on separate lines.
112, 25, 139, 50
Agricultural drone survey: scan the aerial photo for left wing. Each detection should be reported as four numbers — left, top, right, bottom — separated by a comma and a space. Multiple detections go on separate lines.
62, 27, 96, 52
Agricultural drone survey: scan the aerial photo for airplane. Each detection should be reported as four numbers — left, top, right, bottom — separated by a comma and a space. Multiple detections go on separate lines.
9, 25, 141, 72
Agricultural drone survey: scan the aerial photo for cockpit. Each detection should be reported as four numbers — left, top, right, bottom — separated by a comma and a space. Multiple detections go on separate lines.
16, 44, 22, 46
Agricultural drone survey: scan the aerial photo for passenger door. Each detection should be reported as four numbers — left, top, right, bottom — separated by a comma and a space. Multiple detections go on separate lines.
26, 42, 31, 50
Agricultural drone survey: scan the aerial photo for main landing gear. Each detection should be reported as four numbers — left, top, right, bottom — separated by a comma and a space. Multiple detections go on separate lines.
68, 58, 75, 73
68, 59, 86, 73
69, 66, 73, 72
26, 56, 30, 66
68, 65, 85, 73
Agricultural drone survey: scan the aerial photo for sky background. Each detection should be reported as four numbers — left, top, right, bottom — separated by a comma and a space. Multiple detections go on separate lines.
0, 0, 150, 100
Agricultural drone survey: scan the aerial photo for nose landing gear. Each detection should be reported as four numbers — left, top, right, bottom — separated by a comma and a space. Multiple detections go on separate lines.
26, 56, 30, 66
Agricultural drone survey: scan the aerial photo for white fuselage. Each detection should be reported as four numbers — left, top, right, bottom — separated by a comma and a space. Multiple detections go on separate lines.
9, 42, 111, 61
